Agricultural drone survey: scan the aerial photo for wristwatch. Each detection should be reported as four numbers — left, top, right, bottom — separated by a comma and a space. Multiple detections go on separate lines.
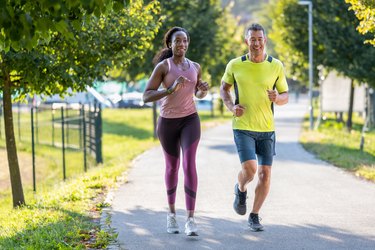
166, 87, 173, 94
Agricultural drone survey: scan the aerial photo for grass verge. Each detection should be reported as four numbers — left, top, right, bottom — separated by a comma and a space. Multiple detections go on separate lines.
0, 108, 231, 249
300, 112, 375, 182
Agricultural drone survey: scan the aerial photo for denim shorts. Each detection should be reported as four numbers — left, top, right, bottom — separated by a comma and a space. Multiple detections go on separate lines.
233, 129, 276, 166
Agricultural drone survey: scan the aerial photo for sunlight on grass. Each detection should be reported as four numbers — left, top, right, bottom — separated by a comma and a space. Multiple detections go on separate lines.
0, 107, 231, 248
300, 111, 375, 181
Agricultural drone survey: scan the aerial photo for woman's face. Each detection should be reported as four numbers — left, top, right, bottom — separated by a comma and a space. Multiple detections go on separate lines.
170, 31, 189, 57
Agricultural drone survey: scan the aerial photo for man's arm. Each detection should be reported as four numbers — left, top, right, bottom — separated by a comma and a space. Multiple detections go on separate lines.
220, 81, 235, 112
267, 90, 289, 105
276, 92, 289, 105
220, 81, 246, 117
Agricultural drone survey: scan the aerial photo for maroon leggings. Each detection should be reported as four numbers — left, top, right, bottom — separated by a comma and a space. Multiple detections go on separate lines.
157, 112, 200, 211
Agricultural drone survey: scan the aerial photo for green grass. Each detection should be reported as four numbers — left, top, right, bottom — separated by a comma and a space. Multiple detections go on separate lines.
300, 111, 375, 181
0, 108, 231, 249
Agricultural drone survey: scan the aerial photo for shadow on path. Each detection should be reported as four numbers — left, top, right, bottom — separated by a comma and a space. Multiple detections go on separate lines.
112, 207, 375, 250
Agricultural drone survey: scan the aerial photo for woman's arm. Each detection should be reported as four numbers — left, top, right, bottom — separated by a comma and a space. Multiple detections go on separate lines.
143, 62, 170, 103
194, 62, 209, 99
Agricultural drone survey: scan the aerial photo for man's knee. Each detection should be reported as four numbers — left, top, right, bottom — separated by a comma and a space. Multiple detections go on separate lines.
258, 166, 271, 183
242, 160, 257, 178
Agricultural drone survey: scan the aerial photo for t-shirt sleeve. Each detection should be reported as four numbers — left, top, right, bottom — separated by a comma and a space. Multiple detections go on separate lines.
276, 64, 288, 93
221, 60, 235, 85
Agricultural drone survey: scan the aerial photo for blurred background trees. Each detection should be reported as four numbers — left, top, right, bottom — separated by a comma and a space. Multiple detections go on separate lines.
1, 0, 374, 207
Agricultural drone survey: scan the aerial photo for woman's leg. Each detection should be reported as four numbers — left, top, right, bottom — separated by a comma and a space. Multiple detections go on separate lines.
157, 117, 181, 213
180, 114, 201, 217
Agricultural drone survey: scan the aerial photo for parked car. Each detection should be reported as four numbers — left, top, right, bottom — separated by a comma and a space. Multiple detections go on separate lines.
117, 91, 151, 108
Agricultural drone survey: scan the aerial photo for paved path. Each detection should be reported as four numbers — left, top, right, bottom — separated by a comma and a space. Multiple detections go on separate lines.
109, 95, 375, 250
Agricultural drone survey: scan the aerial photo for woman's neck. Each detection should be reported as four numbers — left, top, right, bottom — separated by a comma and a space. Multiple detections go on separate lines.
172, 56, 186, 65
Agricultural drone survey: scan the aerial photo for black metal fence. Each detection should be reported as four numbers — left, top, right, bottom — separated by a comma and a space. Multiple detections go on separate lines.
0, 101, 102, 191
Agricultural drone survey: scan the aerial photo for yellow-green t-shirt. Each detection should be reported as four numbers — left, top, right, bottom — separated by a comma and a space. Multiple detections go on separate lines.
221, 54, 288, 132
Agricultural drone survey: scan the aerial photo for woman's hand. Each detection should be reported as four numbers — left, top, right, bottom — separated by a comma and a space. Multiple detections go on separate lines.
167, 76, 189, 94
197, 80, 209, 91
195, 79, 209, 98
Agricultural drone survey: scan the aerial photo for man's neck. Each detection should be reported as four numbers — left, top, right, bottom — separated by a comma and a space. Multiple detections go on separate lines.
249, 53, 266, 63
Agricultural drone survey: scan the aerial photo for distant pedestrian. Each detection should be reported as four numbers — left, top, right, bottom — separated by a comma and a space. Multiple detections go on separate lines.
143, 26, 209, 236
220, 23, 289, 231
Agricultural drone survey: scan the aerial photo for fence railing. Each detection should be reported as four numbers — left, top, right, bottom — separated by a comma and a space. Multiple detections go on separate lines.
0, 101, 102, 192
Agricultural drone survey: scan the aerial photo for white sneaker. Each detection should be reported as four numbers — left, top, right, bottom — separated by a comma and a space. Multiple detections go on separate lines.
184, 217, 198, 236
167, 213, 179, 234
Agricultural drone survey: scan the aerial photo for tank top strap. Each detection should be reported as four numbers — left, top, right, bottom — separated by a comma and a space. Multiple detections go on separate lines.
187, 59, 199, 74
166, 58, 171, 73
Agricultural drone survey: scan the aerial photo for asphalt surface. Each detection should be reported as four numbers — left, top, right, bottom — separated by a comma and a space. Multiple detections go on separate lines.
109, 95, 375, 250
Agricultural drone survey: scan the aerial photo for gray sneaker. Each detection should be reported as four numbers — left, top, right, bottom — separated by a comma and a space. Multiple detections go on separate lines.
167, 213, 179, 234
233, 183, 247, 215
248, 213, 264, 231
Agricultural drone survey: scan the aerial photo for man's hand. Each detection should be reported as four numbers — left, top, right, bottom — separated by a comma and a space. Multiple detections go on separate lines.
233, 104, 246, 117
267, 89, 278, 102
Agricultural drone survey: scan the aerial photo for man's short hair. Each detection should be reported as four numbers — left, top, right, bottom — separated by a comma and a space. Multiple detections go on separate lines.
245, 23, 266, 39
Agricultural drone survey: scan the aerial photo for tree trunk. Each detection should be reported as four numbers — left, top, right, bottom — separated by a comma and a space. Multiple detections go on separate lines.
3, 72, 25, 207
369, 89, 375, 129
346, 79, 355, 132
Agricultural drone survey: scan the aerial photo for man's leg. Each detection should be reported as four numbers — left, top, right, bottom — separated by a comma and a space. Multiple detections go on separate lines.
251, 165, 271, 213
238, 160, 257, 192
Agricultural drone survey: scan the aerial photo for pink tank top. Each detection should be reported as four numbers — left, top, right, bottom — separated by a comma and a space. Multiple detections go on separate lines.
159, 58, 198, 118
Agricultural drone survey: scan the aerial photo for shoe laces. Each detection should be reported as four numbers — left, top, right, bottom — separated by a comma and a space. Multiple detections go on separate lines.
238, 191, 247, 205
186, 217, 196, 229
251, 214, 262, 224
168, 214, 177, 227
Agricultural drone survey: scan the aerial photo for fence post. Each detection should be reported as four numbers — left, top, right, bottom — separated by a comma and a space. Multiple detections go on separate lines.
61, 106, 66, 181
79, 103, 82, 149
31, 107, 36, 192
82, 104, 87, 172
66, 107, 69, 146
52, 105, 55, 146
95, 103, 103, 164
89, 103, 93, 154
36, 106, 39, 144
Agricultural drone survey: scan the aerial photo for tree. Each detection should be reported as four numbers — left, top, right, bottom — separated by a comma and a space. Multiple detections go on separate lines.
0, 0, 161, 207
346, 0, 375, 46
124, 0, 243, 87
268, 0, 375, 131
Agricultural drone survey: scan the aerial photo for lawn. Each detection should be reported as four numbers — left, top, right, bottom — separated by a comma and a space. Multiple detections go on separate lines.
0, 107, 231, 249
300, 111, 375, 182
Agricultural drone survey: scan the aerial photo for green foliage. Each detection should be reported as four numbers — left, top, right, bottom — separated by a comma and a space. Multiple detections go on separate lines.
0, 0, 127, 52
0, 0, 161, 208
346, 0, 375, 46
0, 0, 162, 97
124, 0, 243, 87
268, 0, 375, 88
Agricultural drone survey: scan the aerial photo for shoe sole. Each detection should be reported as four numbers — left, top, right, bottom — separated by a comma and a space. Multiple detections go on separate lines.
185, 231, 199, 236
167, 229, 179, 234
248, 224, 264, 232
